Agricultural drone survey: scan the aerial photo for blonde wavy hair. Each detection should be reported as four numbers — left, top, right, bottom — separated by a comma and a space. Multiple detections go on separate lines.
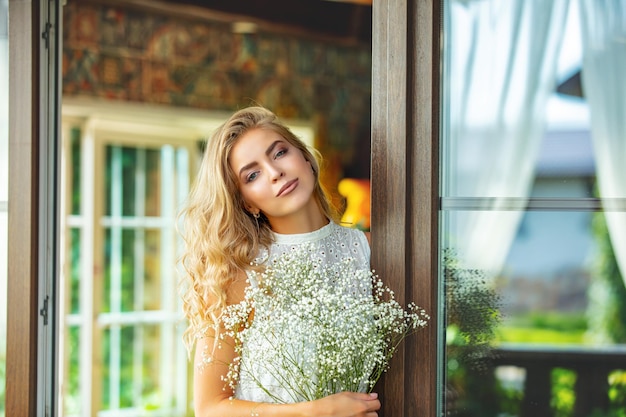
179, 106, 338, 353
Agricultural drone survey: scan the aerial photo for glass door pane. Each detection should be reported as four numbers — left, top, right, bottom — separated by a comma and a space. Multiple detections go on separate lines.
61, 116, 196, 417
440, 1, 626, 416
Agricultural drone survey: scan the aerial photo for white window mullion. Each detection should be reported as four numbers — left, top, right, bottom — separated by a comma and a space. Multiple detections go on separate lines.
58, 122, 71, 417
80, 121, 96, 416
160, 145, 175, 410
175, 146, 191, 414
133, 147, 146, 408
110, 146, 123, 410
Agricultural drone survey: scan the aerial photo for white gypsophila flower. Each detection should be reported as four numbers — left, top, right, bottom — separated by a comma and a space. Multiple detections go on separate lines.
222, 243, 429, 403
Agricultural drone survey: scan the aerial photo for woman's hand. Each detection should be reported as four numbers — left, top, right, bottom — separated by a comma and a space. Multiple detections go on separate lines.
305, 392, 381, 417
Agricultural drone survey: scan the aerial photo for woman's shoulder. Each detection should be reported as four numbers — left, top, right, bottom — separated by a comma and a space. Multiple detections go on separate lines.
332, 222, 371, 258
335, 222, 370, 242
226, 269, 250, 305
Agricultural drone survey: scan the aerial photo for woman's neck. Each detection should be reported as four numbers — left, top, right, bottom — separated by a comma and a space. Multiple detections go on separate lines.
267, 204, 328, 235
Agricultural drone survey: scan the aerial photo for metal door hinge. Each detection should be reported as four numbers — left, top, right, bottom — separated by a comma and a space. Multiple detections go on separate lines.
40, 295, 50, 325
42, 22, 52, 49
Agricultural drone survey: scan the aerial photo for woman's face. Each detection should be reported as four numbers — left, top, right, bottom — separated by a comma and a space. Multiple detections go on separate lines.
228, 128, 317, 223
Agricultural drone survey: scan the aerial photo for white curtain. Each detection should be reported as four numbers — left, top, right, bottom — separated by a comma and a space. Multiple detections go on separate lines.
579, 0, 626, 285
444, 0, 569, 274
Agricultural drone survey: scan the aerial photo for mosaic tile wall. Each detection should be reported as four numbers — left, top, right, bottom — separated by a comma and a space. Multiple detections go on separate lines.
62, 2, 373, 186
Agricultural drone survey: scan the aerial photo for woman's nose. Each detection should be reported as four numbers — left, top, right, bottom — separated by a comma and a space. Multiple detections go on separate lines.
269, 165, 285, 182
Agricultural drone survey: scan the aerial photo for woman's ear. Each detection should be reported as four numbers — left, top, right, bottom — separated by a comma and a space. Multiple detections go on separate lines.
245, 205, 260, 217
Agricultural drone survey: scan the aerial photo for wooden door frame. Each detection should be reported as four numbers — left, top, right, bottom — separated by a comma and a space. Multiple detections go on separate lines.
6, 0, 443, 415
371, 1, 441, 416
7, 0, 42, 416
7, 0, 61, 415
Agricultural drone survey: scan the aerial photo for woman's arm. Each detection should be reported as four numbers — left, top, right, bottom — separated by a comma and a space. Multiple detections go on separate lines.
192, 274, 381, 417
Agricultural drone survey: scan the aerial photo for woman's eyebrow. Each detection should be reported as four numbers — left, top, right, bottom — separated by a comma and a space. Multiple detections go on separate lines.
265, 140, 282, 157
238, 161, 258, 177
238, 140, 284, 177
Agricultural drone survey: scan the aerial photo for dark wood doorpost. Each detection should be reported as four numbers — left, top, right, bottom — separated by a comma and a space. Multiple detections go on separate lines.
371, 1, 441, 416
7, 1, 41, 416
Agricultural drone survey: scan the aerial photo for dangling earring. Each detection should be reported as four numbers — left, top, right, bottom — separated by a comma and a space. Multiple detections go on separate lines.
253, 212, 260, 219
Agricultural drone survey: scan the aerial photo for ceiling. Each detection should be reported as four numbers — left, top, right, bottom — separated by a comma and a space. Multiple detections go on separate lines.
175, 0, 373, 45
174, 0, 581, 97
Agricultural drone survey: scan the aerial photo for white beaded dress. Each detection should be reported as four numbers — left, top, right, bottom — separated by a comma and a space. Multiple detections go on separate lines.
233, 221, 371, 403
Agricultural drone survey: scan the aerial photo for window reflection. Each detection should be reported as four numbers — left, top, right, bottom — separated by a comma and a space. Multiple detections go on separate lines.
441, 0, 626, 416
443, 209, 626, 416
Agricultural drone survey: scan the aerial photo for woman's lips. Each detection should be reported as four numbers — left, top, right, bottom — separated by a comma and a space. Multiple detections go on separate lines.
276, 179, 298, 197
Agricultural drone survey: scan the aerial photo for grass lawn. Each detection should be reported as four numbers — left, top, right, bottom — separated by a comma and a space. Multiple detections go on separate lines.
495, 312, 588, 345
496, 327, 586, 344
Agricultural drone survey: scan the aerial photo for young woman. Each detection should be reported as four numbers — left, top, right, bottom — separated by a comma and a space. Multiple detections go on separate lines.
179, 106, 381, 417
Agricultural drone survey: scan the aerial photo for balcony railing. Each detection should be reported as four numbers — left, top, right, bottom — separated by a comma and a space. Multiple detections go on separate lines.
492, 345, 626, 417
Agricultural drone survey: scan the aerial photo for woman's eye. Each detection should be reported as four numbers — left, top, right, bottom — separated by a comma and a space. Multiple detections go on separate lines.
275, 148, 287, 158
246, 171, 259, 183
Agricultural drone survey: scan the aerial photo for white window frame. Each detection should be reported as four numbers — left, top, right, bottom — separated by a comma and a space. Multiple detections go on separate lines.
59, 98, 314, 416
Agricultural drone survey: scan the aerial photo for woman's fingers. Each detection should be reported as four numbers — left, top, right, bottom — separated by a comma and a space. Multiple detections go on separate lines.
340, 391, 381, 415
310, 391, 381, 417
353, 392, 381, 411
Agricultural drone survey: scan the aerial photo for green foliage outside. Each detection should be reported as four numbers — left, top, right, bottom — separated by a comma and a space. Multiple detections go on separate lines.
588, 408, 626, 417
444, 249, 502, 416
586, 212, 626, 344
497, 312, 587, 344
496, 313, 626, 417
65, 327, 80, 415
444, 211, 626, 416
582, 211, 626, 417
552, 368, 576, 417
494, 211, 626, 417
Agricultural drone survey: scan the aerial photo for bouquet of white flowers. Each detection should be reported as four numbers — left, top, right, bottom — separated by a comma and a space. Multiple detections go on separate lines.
221, 244, 429, 403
